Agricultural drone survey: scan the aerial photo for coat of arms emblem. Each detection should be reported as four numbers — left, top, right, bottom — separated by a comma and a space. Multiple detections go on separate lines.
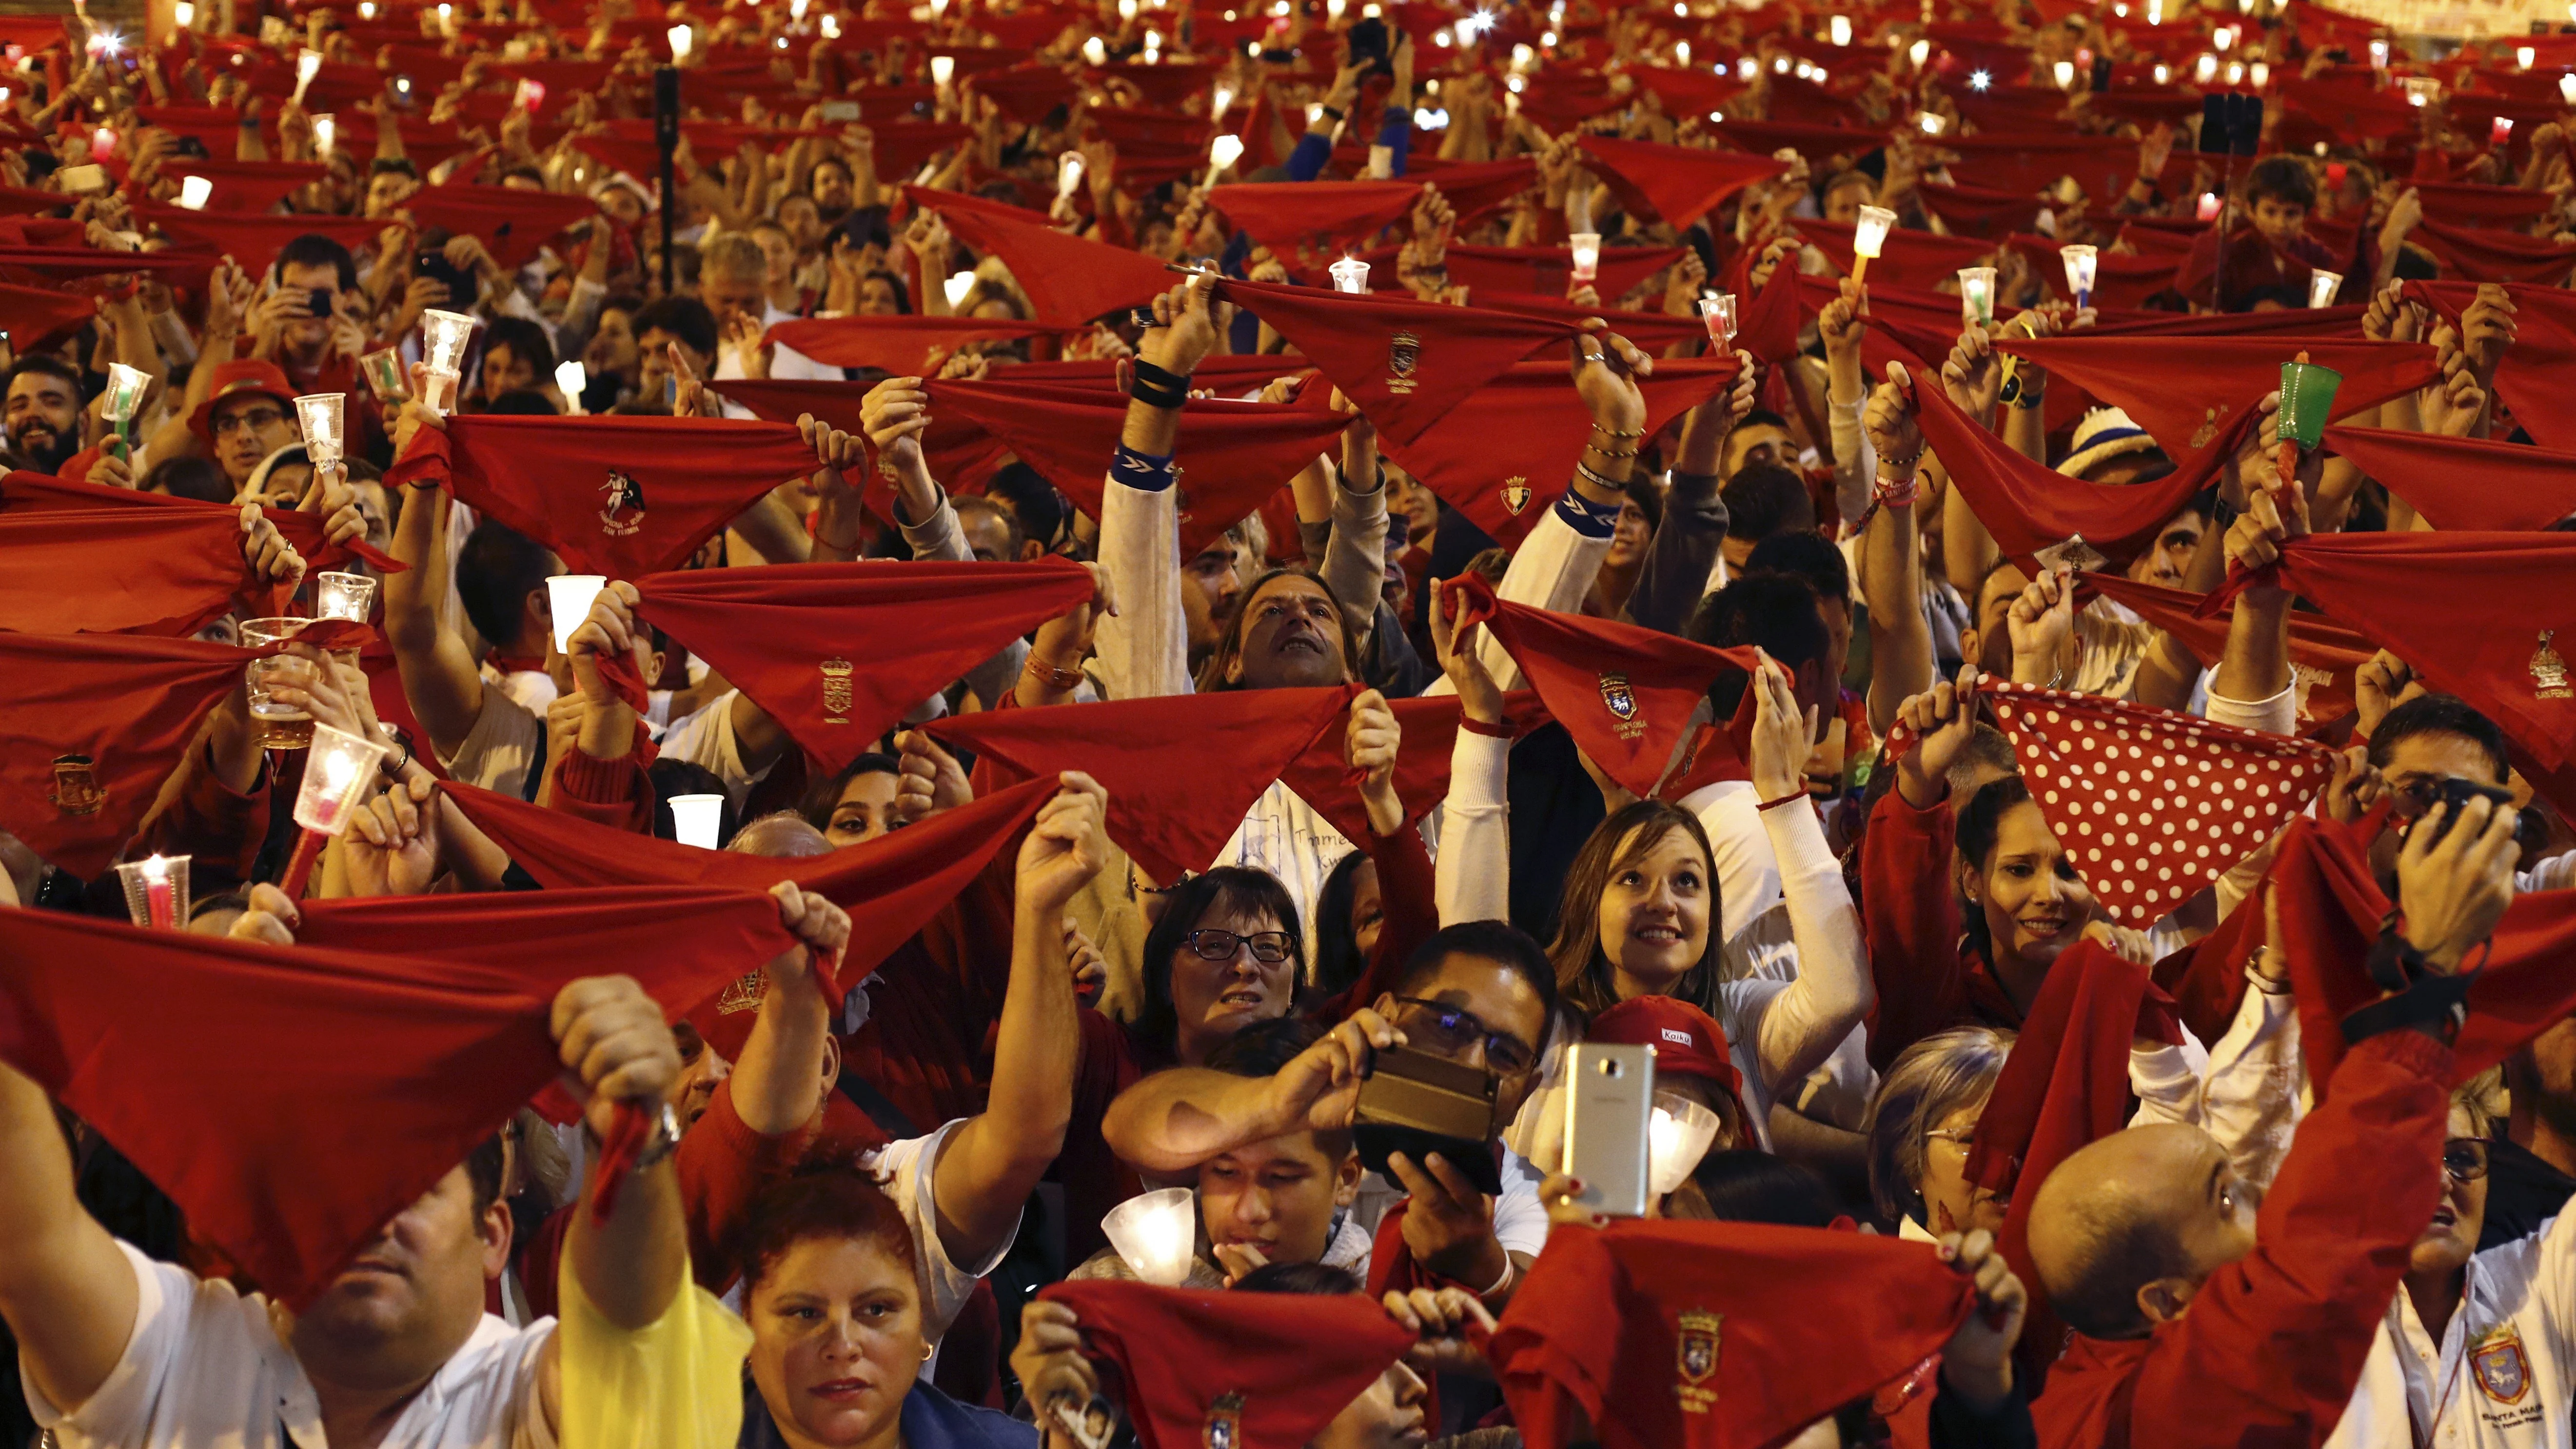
2534, 630, 2571, 700
821, 657, 855, 722
599, 471, 647, 536
1501, 478, 1532, 514
2474, 1330, 2533, 1404
1600, 672, 1638, 722
1202, 1390, 1245, 1449
1386, 332, 1420, 395
49, 753, 105, 815
1676, 1308, 1722, 1386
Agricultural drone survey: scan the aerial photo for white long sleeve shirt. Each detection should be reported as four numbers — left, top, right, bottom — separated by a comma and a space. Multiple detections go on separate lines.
2325, 1207, 2576, 1449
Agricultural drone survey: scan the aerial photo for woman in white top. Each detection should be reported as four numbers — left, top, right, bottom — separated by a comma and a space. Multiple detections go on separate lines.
1432, 607, 1874, 1152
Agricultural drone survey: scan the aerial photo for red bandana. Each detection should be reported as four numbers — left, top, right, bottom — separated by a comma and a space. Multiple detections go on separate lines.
1730, 257, 1805, 368
1991, 337, 2439, 469
401, 184, 601, 270
0, 245, 219, 283
2399, 282, 2576, 450
630, 559, 1099, 772
925, 686, 1358, 885
136, 207, 389, 276
709, 377, 1009, 502
1574, 135, 1788, 229
975, 64, 1082, 123
1448, 573, 1759, 799
1977, 680, 2339, 926
1917, 180, 2049, 238
1209, 276, 1576, 445
2412, 217, 2576, 286
924, 379, 1346, 558
0, 897, 789, 1309
2003, 233, 2186, 312
1909, 376, 2206, 566
2407, 180, 2558, 228
1796, 219, 2000, 293
0, 623, 343, 875
0, 507, 285, 636
2208, 530, 2576, 772
911, 193, 1176, 326
167, 157, 325, 212
1922, 132, 2136, 198
436, 775, 1059, 1001
1711, 117, 1887, 167
1470, 293, 1709, 354
2268, 816, 2576, 1094
1275, 690, 1552, 844
1035, 1281, 1414, 1449
2081, 573, 2375, 728
1208, 179, 1423, 264
1487, 1220, 1973, 1449
1447, 241, 1687, 299
1406, 157, 1543, 227
385, 414, 820, 581
1380, 355, 1740, 547
765, 314, 1075, 373
0, 470, 402, 578
2323, 426, 2576, 532
1960, 939, 2180, 1390
0, 280, 104, 351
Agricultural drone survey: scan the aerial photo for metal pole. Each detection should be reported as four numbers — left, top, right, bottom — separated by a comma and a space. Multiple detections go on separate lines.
655, 64, 680, 297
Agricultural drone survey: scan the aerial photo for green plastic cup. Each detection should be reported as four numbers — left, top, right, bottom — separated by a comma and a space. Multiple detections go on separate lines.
2278, 361, 2344, 450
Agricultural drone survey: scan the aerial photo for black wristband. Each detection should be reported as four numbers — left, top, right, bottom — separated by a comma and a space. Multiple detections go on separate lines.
2341, 922, 2480, 1046
1319, 104, 1346, 123
1129, 357, 1190, 410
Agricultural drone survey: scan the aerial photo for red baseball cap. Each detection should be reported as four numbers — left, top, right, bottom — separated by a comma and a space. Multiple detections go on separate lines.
187, 359, 299, 447
1588, 996, 1751, 1130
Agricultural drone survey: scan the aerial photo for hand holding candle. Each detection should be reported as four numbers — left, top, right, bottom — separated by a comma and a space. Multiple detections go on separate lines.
1569, 230, 1602, 283
419, 309, 477, 417
1850, 205, 1896, 285
114, 854, 191, 930
1699, 291, 1737, 346
277, 722, 392, 898
1958, 266, 1997, 326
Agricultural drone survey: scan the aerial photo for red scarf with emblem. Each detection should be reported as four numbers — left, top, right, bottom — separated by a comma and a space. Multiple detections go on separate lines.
628, 559, 1099, 773
384, 414, 821, 581
924, 687, 1357, 885
0, 894, 792, 1307
1035, 1281, 1414, 1449
1486, 1220, 1973, 1449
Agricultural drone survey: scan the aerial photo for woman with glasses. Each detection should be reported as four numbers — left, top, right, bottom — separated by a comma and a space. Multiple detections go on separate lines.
1126, 867, 1307, 1075
1862, 1027, 2015, 1242
1436, 613, 1874, 1154
2320, 1079, 2576, 1448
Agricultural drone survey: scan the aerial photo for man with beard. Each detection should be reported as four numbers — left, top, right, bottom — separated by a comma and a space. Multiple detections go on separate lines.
2, 358, 85, 475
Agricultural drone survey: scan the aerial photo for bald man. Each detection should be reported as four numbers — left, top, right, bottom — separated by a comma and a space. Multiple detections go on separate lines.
2025, 799, 2521, 1449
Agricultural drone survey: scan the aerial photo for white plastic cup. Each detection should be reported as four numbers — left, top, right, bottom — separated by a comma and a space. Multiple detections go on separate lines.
1569, 230, 1602, 282
1648, 1092, 1722, 1195
1102, 1187, 1198, 1285
669, 793, 725, 848
114, 853, 190, 930
1328, 256, 1372, 294
295, 392, 347, 467
315, 571, 377, 622
546, 574, 609, 654
295, 722, 391, 834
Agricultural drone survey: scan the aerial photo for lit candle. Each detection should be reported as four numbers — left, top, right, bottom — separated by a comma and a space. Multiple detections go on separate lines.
2369, 38, 2389, 69
1328, 255, 1371, 294
555, 360, 588, 412
669, 793, 725, 847
1648, 1093, 1721, 1195
143, 853, 177, 928
1919, 111, 1946, 135
101, 362, 149, 431
2307, 269, 2342, 308
2250, 60, 2268, 87
278, 722, 392, 897
1569, 230, 1601, 283
313, 113, 335, 155
930, 54, 954, 84
2494, 116, 2515, 147
2195, 52, 2217, 83
2197, 191, 2222, 221
116, 853, 190, 930
820, 13, 840, 37
2225, 60, 2242, 86
2060, 244, 2096, 309
942, 271, 977, 307
295, 47, 322, 106
2053, 59, 2074, 88
294, 392, 346, 469
316, 571, 376, 621
361, 347, 411, 401
1057, 150, 1085, 196
513, 77, 546, 112
1829, 14, 1850, 45
1082, 35, 1106, 64
1908, 37, 1929, 66
1102, 1188, 1198, 1285
2563, 74, 2576, 106
2212, 25, 2234, 51
1207, 131, 1243, 183
1850, 205, 1895, 285
667, 22, 693, 59
546, 574, 609, 653
1958, 266, 1996, 325
175, 0, 195, 25
1700, 291, 1736, 345
419, 309, 478, 416
2518, 45, 2536, 70
2153, 63, 2169, 84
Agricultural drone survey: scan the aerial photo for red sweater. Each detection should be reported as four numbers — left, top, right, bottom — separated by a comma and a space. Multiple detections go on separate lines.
2029, 1029, 2455, 1449
1859, 787, 2025, 1072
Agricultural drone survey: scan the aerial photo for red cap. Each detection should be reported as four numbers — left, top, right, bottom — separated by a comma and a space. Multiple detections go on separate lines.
187, 359, 297, 447
1587, 996, 1750, 1130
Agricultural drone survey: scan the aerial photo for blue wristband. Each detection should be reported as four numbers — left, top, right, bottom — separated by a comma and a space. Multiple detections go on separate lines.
1112, 443, 1177, 493
1554, 486, 1623, 539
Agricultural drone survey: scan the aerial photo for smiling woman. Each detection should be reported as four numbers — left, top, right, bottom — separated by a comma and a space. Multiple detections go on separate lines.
737, 1169, 1036, 1449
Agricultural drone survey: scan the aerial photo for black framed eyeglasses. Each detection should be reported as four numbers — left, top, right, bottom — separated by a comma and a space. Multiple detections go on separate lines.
1183, 928, 1293, 965
2443, 1138, 2490, 1184
1388, 996, 1539, 1079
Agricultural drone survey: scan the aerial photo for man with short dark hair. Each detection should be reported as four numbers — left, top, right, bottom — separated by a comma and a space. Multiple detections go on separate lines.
2, 357, 84, 474
1104, 920, 1560, 1309
629, 295, 719, 416
475, 316, 555, 409
1719, 463, 1817, 571
256, 234, 363, 396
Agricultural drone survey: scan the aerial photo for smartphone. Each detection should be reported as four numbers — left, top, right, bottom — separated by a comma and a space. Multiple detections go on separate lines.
1564, 1045, 1655, 1218
820, 99, 861, 122
59, 163, 110, 195
416, 249, 479, 310
1353, 1045, 1504, 1197
2091, 54, 2113, 91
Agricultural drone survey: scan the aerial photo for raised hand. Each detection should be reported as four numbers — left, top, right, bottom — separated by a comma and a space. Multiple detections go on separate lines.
1746, 652, 1818, 802
1017, 771, 1109, 913
1893, 665, 1980, 808
1348, 686, 1404, 836
2004, 568, 2077, 685
550, 974, 683, 1139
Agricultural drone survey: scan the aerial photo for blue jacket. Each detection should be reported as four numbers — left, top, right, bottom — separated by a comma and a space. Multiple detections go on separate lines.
741, 1379, 1039, 1449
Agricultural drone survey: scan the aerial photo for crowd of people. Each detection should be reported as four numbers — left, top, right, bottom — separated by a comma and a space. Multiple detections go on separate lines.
4, 0, 2576, 1442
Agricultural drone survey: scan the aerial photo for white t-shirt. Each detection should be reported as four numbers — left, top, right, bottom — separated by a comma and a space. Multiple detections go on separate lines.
26, 1240, 557, 1449
439, 688, 544, 801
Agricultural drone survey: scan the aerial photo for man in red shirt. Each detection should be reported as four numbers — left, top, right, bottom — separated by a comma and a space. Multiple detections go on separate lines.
2024, 791, 2521, 1449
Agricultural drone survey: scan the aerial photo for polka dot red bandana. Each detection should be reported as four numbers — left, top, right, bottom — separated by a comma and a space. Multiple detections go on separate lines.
1983, 680, 2339, 925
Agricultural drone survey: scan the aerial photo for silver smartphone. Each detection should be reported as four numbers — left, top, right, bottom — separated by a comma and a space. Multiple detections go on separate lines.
1564, 1044, 1655, 1218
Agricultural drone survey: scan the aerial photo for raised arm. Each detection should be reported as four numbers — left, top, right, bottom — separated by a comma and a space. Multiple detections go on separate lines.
928, 775, 1106, 1268
381, 398, 489, 759
1623, 352, 1750, 633
1102, 1008, 1406, 1174
1431, 585, 1513, 925
1094, 274, 1219, 701
1859, 362, 1933, 735
0, 1061, 140, 1423
1743, 660, 1873, 1096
